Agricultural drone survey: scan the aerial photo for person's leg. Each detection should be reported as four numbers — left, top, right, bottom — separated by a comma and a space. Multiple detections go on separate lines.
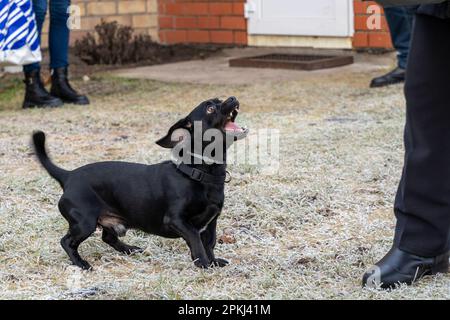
370, 6, 414, 88
48, 0, 89, 105
48, 0, 70, 69
394, 14, 450, 257
23, 0, 46, 73
22, 0, 63, 108
384, 7, 414, 69
363, 13, 450, 289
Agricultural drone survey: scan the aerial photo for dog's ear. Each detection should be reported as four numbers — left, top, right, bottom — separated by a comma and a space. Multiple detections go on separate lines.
156, 118, 192, 148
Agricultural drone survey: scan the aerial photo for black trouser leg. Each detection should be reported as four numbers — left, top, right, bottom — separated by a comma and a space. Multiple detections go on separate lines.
394, 14, 450, 257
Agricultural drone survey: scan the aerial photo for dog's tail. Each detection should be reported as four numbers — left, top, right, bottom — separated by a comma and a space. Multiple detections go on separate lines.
32, 131, 69, 188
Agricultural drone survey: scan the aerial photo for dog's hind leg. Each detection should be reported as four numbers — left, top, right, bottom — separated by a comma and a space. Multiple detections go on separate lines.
58, 192, 101, 270
60, 211, 98, 270
101, 228, 143, 255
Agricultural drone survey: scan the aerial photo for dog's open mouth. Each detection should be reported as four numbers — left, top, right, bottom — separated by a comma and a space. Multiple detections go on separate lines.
224, 105, 249, 140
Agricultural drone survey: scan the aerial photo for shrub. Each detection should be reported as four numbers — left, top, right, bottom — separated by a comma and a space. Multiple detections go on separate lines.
74, 20, 160, 65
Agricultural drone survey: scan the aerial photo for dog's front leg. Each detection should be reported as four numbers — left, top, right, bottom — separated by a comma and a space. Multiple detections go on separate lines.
169, 218, 210, 268
201, 218, 229, 267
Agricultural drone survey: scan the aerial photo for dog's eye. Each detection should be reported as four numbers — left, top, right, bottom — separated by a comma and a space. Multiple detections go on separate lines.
206, 106, 216, 114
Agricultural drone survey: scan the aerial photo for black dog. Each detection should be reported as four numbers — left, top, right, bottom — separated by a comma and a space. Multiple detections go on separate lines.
32, 97, 248, 270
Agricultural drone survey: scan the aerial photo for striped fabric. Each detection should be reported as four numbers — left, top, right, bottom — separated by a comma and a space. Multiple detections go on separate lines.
0, 0, 41, 65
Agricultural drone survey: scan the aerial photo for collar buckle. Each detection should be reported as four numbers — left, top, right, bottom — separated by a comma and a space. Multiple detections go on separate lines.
190, 169, 204, 181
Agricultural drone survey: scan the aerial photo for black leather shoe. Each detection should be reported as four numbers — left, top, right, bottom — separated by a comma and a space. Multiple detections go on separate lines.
23, 69, 63, 109
370, 67, 406, 88
51, 67, 89, 105
362, 247, 449, 289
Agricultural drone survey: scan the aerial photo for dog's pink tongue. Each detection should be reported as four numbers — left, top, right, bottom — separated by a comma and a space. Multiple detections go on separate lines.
225, 121, 243, 132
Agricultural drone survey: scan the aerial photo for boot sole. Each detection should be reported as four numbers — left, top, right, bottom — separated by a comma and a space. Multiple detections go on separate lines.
23, 101, 64, 109
370, 78, 405, 88
57, 97, 90, 105
61, 100, 90, 105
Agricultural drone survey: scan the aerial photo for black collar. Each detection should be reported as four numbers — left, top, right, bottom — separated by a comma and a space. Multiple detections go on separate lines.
174, 162, 227, 184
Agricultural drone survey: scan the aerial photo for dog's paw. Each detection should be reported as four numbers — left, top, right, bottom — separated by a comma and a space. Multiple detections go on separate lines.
75, 260, 93, 271
194, 259, 210, 269
212, 258, 229, 267
122, 246, 144, 255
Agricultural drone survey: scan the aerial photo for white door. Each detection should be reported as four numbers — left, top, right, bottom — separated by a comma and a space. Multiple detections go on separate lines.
246, 0, 354, 37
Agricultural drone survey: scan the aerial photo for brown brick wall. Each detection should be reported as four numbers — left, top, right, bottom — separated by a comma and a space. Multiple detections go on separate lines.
38, 0, 392, 50
353, 0, 393, 49
158, 0, 247, 45
40, 0, 158, 48
156, 0, 391, 49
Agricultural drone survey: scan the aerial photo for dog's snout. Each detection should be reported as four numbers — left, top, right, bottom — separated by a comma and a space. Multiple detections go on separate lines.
224, 96, 237, 106
222, 97, 239, 114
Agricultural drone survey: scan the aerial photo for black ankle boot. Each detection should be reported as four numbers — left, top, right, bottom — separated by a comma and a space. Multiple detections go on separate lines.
51, 67, 89, 105
370, 67, 406, 88
362, 247, 449, 289
23, 70, 63, 109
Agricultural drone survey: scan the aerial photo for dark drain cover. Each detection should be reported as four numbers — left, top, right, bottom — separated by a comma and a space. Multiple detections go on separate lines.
229, 53, 354, 71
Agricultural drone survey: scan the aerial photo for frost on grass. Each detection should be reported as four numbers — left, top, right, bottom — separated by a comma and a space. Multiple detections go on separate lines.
0, 73, 448, 299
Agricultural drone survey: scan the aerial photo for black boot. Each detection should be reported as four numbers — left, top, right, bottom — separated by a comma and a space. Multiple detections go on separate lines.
362, 247, 449, 289
370, 67, 406, 88
51, 67, 89, 105
23, 70, 63, 109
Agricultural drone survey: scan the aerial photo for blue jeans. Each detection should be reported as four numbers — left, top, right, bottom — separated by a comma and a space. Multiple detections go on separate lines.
23, 0, 70, 72
384, 7, 415, 69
